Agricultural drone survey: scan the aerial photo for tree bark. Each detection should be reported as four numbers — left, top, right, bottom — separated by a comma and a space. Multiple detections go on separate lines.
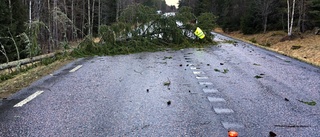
29, 0, 32, 31
98, 0, 101, 34
88, 0, 91, 35
91, 0, 95, 36
72, 0, 75, 40
289, 0, 296, 36
8, 0, 12, 25
53, 0, 58, 48
287, 0, 296, 36
47, 0, 52, 53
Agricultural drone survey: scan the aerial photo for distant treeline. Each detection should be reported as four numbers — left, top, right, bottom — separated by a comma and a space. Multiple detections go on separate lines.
1, 0, 320, 64
179, 0, 320, 34
0, 0, 176, 63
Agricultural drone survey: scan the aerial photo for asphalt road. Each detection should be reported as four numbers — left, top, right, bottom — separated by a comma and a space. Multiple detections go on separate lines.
0, 33, 319, 136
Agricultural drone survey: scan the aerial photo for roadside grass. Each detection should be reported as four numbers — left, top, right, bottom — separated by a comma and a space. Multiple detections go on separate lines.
222, 30, 320, 67
0, 55, 74, 98
0, 53, 68, 83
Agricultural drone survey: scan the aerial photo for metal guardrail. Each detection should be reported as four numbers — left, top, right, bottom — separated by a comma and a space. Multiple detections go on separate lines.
0, 53, 56, 70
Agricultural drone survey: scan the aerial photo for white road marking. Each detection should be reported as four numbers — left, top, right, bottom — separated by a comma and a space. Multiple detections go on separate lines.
69, 65, 83, 72
203, 88, 219, 93
222, 122, 244, 129
199, 82, 213, 85
14, 91, 44, 107
193, 71, 205, 75
208, 97, 226, 102
214, 108, 234, 114
196, 76, 209, 79
190, 67, 200, 70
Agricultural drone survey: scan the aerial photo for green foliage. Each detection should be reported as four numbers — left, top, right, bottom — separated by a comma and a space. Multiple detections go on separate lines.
0, 0, 27, 63
194, 0, 212, 16
176, 6, 195, 25
73, 5, 217, 57
298, 100, 317, 106
25, 20, 49, 57
249, 38, 257, 43
240, 2, 261, 34
119, 4, 158, 24
309, 0, 320, 26
197, 12, 217, 34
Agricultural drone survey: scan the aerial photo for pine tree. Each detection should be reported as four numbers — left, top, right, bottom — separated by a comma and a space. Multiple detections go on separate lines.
309, 0, 320, 26
0, 0, 27, 63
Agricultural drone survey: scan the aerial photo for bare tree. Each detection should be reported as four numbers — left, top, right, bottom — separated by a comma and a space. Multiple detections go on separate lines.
98, 0, 101, 33
91, 0, 95, 36
297, 0, 306, 32
287, 0, 296, 36
88, 0, 91, 35
256, 0, 277, 33
53, 0, 58, 47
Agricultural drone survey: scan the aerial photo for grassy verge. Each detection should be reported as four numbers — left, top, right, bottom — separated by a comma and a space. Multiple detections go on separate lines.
0, 54, 74, 98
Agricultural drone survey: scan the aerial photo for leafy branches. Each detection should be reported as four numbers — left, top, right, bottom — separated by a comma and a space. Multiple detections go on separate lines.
73, 5, 217, 57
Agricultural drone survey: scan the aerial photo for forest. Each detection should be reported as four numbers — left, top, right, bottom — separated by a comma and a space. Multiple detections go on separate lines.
0, 0, 319, 64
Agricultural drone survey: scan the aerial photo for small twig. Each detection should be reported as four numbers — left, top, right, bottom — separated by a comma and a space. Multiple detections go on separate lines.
133, 70, 142, 75
274, 124, 311, 128
163, 78, 171, 86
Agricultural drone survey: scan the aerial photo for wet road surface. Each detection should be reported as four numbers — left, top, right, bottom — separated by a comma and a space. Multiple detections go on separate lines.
0, 33, 319, 136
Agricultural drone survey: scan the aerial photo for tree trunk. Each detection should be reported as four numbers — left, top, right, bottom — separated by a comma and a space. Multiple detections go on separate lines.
91, 0, 95, 36
82, 0, 85, 37
53, 0, 58, 48
88, 0, 91, 35
29, 0, 32, 30
263, 16, 268, 33
301, 0, 306, 33
9, 0, 12, 25
287, 0, 296, 36
98, 0, 101, 34
116, 0, 120, 22
48, 0, 51, 53
289, 0, 296, 36
72, 0, 75, 40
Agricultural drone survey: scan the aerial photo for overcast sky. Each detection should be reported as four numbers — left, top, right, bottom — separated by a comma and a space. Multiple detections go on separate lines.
165, 0, 179, 8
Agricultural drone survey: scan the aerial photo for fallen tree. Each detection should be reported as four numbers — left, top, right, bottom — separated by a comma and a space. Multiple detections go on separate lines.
72, 5, 217, 57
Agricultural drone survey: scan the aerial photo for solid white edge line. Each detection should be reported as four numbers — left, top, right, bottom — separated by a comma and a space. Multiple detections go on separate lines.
69, 65, 83, 72
13, 91, 44, 107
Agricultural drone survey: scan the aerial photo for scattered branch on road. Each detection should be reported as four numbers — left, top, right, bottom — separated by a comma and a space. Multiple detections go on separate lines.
163, 78, 171, 86
297, 100, 317, 106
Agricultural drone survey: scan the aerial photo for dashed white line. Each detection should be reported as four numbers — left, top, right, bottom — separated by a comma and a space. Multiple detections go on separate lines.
14, 91, 44, 107
222, 122, 244, 129
190, 67, 200, 70
214, 108, 234, 114
208, 97, 226, 102
199, 82, 213, 85
69, 65, 83, 72
203, 88, 219, 93
193, 71, 205, 75
196, 76, 209, 79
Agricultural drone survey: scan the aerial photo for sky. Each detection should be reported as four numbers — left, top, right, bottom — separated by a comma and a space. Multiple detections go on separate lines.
165, 0, 179, 8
